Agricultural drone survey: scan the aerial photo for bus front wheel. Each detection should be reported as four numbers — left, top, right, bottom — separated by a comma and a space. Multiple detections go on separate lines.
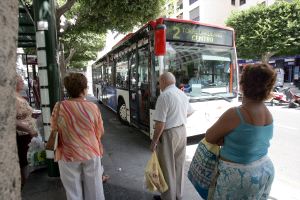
117, 100, 128, 125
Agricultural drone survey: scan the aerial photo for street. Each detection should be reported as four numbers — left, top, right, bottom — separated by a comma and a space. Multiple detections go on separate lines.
99, 100, 300, 200
267, 106, 300, 200
185, 106, 300, 200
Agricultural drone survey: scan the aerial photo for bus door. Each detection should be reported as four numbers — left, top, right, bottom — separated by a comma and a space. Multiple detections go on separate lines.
101, 63, 109, 105
129, 50, 140, 123
97, 64, 105, 102
137, 45, 150, 127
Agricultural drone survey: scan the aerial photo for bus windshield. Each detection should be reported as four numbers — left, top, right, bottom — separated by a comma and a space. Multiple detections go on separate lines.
165, 42, 238, 101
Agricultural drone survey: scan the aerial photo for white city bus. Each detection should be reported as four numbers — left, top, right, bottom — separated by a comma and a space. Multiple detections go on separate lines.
92, 18, 239, 138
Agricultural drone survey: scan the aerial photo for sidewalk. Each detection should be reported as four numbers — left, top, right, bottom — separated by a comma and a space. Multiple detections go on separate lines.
22, 96, 199, 200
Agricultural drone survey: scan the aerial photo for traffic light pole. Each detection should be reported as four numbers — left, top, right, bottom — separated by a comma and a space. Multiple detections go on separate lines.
33, 0, 61, 177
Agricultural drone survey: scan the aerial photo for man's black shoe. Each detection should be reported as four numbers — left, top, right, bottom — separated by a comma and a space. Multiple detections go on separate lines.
153, 195, 162, 200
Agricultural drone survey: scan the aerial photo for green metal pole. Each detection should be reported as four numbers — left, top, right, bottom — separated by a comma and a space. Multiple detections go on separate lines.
33, 0, 60, 177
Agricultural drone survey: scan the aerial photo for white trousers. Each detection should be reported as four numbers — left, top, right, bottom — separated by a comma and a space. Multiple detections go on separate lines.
58, 156, 105, 200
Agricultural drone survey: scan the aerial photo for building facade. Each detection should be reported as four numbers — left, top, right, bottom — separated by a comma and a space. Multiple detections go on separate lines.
165, 0, 285, 26
167, 0, 235, 26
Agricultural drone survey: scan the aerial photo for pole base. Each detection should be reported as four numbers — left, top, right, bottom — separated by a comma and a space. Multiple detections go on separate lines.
46, 159, 60, 177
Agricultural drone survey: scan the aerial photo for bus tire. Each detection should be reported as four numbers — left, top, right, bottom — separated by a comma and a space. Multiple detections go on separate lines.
117, 99, 128, 125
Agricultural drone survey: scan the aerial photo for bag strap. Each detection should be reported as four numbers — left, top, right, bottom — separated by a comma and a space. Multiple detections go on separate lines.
54, 101, 61, 130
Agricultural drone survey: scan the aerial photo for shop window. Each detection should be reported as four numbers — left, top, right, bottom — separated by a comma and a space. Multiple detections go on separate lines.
240, 0, 246, 5
189, 6, 200, 21
189, 0, 198, 5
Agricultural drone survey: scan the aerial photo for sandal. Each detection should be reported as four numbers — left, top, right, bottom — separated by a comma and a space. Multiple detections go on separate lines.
102, 175, 110, 183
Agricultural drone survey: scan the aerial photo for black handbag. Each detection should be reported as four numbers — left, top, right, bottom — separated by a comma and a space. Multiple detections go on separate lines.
45, 102, 61, 151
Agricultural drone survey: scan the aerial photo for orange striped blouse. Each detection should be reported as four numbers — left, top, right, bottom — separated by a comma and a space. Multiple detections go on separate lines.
51, 99, 104, 162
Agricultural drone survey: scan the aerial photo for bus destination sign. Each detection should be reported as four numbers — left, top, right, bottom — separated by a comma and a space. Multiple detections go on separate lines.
165, 21, 233, 46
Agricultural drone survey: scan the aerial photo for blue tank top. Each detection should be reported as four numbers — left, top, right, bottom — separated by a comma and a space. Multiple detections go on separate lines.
220, 107, 273, 164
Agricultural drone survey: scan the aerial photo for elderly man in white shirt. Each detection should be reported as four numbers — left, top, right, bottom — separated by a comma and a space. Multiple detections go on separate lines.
150, 72, 194, 200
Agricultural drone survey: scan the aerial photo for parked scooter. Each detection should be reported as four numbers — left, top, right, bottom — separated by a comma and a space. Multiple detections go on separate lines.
272, 87, 289, 105
284, 87, 300, 108
272, 87, 300, 108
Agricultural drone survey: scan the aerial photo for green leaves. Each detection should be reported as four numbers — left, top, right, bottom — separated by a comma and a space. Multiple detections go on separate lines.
226, 0, 300, 61
57, 0, 165, 68
75, 0, 165, 33
62, 30, 105, 68
24, 0, 166, 69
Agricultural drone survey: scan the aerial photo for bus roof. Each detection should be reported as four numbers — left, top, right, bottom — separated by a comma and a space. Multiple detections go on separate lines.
164, 18, 234, 31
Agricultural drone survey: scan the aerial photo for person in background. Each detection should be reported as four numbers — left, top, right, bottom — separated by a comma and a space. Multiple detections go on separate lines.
179, 77, 191, 93
205, 63, 276, 199
16, 75, 38, 188
18, 75, 29, 101
101, 168, 110, 183
51, 73, 105, 200
188, 69, 201, 85
150, 72, 194, 200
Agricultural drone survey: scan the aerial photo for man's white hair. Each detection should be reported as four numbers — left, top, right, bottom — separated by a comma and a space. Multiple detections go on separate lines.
161, 72, 176, 84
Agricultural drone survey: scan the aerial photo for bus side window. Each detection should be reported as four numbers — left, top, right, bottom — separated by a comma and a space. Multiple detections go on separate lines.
116, 55, 129, 89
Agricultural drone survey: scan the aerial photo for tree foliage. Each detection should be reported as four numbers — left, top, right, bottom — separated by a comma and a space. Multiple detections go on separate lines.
226, 0, 300, 62
23, 0, 165, 68
61, 30, 105, 68
75, 0, 165, 33
57, 0, 165, 68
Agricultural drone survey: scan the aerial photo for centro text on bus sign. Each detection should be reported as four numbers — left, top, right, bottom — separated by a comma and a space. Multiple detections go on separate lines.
165, 21, 233, 46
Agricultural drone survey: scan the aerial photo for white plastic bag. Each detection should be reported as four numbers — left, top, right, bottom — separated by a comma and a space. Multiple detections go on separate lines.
27, 135, 46, 170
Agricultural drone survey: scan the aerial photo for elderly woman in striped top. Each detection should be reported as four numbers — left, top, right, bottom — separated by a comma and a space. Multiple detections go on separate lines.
51, 73, 105, 200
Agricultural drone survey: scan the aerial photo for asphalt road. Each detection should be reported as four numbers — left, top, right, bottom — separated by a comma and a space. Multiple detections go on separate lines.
267, 106, 300, 200
98, 97, 300, 200
98, 96, 300, 200
185, 106, 300, 200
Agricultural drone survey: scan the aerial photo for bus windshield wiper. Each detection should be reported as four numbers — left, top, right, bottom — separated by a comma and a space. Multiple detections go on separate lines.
200, 91, 232, 102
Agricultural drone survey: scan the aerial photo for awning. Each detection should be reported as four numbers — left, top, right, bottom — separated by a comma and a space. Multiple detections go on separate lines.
18, 1, 36, 48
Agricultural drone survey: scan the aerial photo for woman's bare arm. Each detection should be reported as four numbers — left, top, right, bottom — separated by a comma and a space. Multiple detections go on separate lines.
205, 107, 239, 145
16, 121, 37, 136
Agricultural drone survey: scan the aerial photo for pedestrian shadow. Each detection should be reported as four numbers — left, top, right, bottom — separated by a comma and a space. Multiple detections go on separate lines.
22, 168, 66, 200
268, 196, 278, 200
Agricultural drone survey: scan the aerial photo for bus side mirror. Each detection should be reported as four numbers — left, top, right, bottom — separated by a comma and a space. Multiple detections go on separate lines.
154, 24, 166, 56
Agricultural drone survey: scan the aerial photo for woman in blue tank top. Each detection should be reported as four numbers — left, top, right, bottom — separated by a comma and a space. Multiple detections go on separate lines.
205, 63, 277, 200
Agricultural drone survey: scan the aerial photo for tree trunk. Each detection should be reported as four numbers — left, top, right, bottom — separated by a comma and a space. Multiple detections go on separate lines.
56, 0, 76, 33
64, 48, 76, 67
0, 0, 21, 199
261, 52, 275, 64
